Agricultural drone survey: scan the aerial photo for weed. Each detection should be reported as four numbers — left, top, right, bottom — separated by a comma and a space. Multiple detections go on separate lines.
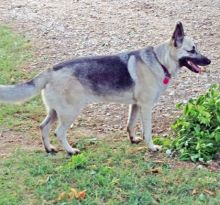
171, 84, 220, 162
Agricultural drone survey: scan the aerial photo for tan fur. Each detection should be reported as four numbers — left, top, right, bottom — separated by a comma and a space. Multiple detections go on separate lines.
0, 23, 210, 155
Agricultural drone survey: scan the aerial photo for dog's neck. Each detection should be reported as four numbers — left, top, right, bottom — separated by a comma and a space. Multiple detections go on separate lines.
152, 50, 171, 85
154, 41, 179, 77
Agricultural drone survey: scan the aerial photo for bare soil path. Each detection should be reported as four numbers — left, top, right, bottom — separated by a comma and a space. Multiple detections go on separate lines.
0, 0, 220, 156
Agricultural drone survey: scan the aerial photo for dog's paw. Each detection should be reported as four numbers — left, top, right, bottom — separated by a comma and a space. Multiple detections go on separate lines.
45, 146, 58, 155
148, 144, 161, 152
67, 148, 81, 157
130, 136, 143, 144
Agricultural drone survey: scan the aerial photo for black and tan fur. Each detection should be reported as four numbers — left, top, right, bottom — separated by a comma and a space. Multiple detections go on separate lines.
0, 22, 211, 155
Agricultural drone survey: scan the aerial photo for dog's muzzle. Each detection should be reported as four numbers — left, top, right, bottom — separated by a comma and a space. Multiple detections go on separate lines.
179, 56, 211, 73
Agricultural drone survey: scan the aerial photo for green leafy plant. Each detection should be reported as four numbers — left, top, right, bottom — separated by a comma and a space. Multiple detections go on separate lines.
60, 153, 88, 171
171, 84, 220, 162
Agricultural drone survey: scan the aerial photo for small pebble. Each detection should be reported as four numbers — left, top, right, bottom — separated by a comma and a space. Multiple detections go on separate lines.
196, 165, 205, 169
166, 149, 172, 156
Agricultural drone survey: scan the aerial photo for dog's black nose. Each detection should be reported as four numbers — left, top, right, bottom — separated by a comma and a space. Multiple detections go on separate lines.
200, 56, 211, 66
206, 58, 211, 65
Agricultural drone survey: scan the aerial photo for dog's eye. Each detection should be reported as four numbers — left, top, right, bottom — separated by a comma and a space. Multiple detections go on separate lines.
187, 46, 196, 54
187, 48, 196, 54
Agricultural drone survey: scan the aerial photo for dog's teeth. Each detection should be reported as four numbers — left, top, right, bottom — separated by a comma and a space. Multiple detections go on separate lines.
187, 60, 201, 72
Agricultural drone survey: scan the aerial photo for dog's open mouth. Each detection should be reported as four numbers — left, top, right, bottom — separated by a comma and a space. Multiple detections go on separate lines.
179, 57, 211, 73
186, 60, 202, 73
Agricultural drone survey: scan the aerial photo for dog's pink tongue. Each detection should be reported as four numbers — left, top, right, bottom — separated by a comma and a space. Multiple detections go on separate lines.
187, 60, 201, 73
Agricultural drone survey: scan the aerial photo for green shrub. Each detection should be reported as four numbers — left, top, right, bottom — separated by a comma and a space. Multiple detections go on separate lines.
171, 84, 220, 162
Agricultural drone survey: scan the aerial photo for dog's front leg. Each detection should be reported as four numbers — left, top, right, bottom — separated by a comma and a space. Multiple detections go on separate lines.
140, 103, 161, 152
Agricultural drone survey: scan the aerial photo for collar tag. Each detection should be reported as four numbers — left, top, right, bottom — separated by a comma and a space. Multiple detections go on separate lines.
163, 77, 169, 85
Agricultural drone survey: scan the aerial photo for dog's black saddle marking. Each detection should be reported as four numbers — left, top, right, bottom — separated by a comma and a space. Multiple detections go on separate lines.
53, 55, 134, 95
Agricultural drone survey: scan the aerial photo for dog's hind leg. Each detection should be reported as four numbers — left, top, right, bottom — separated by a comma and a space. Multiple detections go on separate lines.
127, 104, 143, 144
55, 105, 83, 156
40, 109, 57, 154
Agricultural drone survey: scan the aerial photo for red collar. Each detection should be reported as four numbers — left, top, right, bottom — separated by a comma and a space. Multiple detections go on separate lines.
153, 51, 171, 85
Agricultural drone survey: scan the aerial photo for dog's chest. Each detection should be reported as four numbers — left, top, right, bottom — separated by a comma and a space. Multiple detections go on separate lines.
134, 61, 166, 103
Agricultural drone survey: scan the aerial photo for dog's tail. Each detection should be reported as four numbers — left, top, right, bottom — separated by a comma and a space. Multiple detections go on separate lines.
0, 70, 50, 104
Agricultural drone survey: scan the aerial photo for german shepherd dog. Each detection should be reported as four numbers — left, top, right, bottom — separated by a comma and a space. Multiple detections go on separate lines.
0, 22, 211, 155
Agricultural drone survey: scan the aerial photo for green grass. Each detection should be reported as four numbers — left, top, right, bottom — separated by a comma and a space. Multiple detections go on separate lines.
0, 26, 44, 134
0, 26, 220, 205
0, 139, 220, 205
0, 26, 32, 83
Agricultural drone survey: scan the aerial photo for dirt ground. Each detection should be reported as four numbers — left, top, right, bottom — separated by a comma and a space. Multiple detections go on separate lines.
0, 0, 220, 157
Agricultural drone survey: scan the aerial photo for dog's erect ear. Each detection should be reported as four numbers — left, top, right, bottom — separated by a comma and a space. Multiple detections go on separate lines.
172, 22, 184, 47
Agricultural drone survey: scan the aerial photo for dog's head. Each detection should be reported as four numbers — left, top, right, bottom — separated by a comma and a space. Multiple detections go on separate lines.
170, 22, 211, 73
